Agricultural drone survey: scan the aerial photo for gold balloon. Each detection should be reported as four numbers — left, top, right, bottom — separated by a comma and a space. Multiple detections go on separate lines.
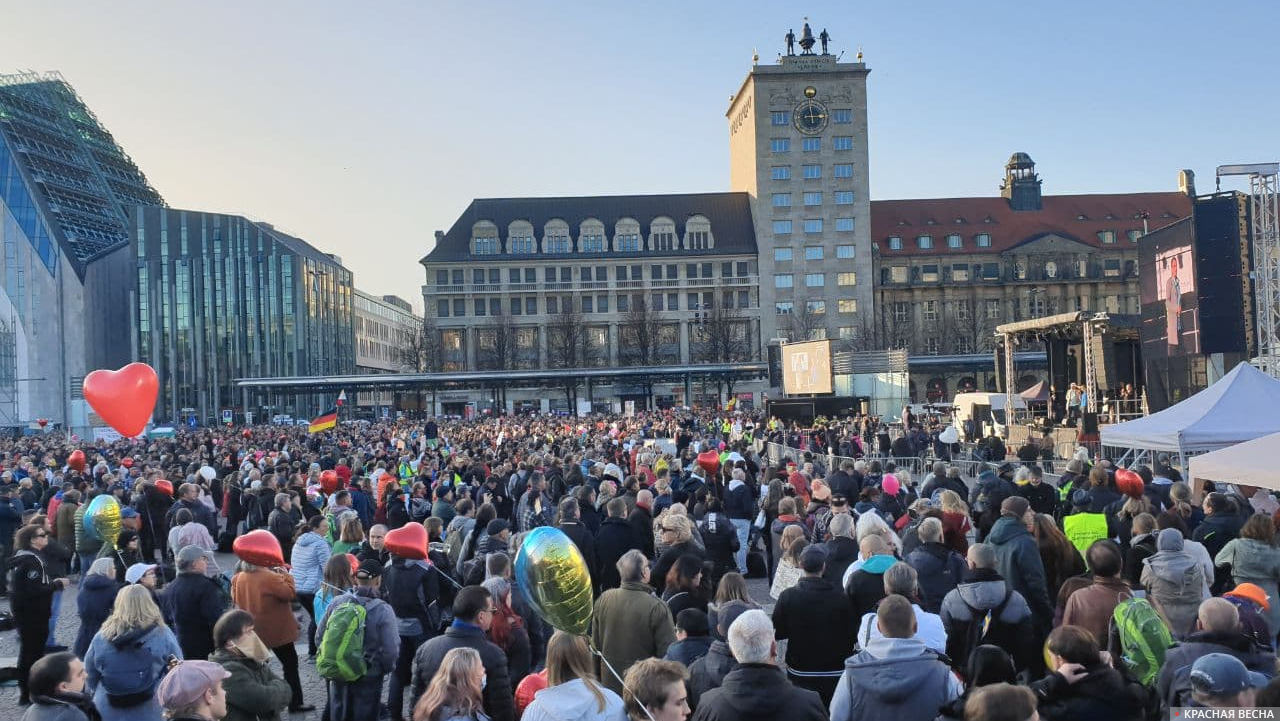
84, 495, 122, 548
515, 527, 594, 636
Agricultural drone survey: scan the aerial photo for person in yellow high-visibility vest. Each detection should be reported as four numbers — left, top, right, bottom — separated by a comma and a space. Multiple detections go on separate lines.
1062, 490, 1115, 567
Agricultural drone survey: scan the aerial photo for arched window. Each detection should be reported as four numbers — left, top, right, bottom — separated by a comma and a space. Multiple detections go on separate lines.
649, 216, 677, 251
927, 377, 947, 402
507, 220, 536, 255
1044, 261, 1058, 279
957, 376, 977, 392
579, 218, 606, 253
685, 214, 714, 250
471, 221, 499, 255
543, 219, 571, 254
614, 217, 641, 252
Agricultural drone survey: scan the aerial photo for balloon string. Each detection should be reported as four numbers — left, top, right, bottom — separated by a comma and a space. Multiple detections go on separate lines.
588, 640, 657, 721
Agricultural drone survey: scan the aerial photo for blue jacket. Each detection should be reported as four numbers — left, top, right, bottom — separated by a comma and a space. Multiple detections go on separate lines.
289, 531, 331, 594
159, 571, 226, 663
74, 574, 120, 658
317, 586, 399, 677
350, 489, 373, 528
84, 624, 183, 721
724, 480, 754, 520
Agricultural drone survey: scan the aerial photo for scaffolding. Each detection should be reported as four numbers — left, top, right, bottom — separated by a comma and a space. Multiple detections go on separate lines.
1217, 163, 1280, 376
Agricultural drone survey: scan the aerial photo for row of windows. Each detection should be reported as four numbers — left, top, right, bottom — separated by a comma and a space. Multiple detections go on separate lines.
775, 298, 859, 314
434, 261, 756, 287
884, 229, 1143, 252
773, 272, 857, 288
768, 164, 854, 188
883, 257, 1133, 285
773, 245, 856, 262
437, 290, 755, 318
770, 217, 856, 234
771, 109, 854, 125
469, 215, 714, 256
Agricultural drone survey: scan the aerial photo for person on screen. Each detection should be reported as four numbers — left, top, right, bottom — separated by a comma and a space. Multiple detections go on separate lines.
1165, 255, 1182, 348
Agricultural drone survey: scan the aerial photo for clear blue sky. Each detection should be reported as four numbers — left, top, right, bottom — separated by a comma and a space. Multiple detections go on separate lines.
4, 1, 1277, 306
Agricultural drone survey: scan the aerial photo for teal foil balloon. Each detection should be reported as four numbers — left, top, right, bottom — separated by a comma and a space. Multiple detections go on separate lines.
83, 495, 122, 546
515, 526, 594, 636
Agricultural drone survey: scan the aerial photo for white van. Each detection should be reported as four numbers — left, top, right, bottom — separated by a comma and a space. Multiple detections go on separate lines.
952, 392, 1026, 439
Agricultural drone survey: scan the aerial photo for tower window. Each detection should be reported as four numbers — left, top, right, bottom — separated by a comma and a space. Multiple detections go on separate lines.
772, 193, 792, 207
835, 218, 855, 231
771, 166, 791, 180
834, 191, 854, 205
770, 138, 790, 152
833, 109, 853, 124
833, 164, 854, 179
802, 138, 820, 152
803, 192, 822, 206
770, 111, 790, 126
802, 165, 822, 179
773, 220, 792, 234
833, 136, 853, 151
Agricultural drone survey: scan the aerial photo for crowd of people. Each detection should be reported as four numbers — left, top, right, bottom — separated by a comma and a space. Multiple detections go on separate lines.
3, 409, 1280, 721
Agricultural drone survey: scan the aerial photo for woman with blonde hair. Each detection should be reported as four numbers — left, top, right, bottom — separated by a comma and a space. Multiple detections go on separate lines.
330, 512, 365, 556
522, 631, 625, 721
83, 584, 182, 721
770, 528, 808, 600
651, 513, 705, 595
411, 647, 489, 721
938, 490, 973, 554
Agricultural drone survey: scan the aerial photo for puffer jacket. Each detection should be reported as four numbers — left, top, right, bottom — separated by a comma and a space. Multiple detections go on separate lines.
1141, 529, 1207, 639
828, 636, 963, 721
939, 568, 1036, 673
209, 647, 291, 721
54, 500, 80, 546
692, 663, 827, 721
520, 678, 625, 721
905, 542, 966, 613
289, 530, 331, 594
985, 516, 1053, 624
1216, 535, 1280, 633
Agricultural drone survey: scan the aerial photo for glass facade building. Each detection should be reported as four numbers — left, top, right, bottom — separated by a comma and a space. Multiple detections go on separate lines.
131, 207, 355, 425
0, 72, 164, 430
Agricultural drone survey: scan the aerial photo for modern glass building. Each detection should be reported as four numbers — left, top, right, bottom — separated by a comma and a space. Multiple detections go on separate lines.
130, 207, 355, 425
0, 71, 165, 431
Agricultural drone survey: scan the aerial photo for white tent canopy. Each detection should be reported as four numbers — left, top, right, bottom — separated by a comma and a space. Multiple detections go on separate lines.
1189, 430, 1280, 490
1100, 362, 1280, 454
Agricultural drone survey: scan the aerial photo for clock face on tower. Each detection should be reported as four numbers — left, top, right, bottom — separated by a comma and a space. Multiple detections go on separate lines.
793, 98, 828, 135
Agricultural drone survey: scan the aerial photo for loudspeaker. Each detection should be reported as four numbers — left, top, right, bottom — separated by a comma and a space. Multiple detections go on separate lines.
767, 343, 783, 389
1081, 412, 1100, 436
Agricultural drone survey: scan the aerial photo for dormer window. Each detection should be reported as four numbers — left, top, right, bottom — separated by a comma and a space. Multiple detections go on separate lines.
888, 236, 903, 250
917, 235, 933, 250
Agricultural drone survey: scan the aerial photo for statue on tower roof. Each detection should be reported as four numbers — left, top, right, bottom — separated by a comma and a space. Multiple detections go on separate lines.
799, 21, 816, 55
819, 28, 831, 55
785, 28, 796, 56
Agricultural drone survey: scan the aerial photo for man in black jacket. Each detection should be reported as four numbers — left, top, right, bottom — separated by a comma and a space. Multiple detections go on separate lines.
165, 482, 218, 538
159, 546, 225, 663
595, 497, 641, 592
690, 609, 827, 721
411, 585, 514, 721
556, 498, 597, 590
384, 545, 451, 721
628, 490, 656, 558
1016, 466, 1059, 516
772, 545, 856, 706
820, 512, 859, 586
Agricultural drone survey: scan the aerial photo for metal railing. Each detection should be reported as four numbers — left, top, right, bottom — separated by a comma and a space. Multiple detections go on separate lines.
763, 441, 999, 485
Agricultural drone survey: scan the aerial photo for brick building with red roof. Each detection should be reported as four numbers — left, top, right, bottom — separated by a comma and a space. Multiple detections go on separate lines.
865, 153, 1192, 402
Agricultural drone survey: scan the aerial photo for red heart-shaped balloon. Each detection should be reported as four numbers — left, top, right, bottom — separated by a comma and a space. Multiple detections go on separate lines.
67, 450, 86, 473
82, 363, 158, 438
319, 470, 340, 495
232, 529, 285, 568
121, 458, 134, 469
1115, 468, 1145, 500
155, 479, 174, 497
384, 523, 427, 560
697, 450, 721, 475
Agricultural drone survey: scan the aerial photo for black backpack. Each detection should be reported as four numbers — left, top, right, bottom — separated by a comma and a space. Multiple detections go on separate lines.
958, 588, 1017, 668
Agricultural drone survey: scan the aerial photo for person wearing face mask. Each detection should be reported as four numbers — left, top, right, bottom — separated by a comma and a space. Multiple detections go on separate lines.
209, 609, 291, 721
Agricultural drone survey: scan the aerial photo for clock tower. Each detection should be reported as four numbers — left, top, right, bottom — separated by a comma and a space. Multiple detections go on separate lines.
728, 24, 871, 350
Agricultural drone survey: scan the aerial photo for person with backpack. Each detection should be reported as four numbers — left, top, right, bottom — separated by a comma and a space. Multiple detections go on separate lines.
1214, 512, 1280, 635
83, 585, 182, 721
939, 543, 1036, 676
1030, 625, 1146, 721
1062, 540, 1133, 649
1141, 528, 1208, 639
383, 537, 452, 721
316, 559, 399, 721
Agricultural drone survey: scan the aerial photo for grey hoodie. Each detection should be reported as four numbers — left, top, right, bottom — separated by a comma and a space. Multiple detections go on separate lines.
1142, 528, 1207, 638
829, 636, 962, 721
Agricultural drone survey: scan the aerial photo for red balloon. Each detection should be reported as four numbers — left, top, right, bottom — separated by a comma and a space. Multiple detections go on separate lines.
345, 553, 360, 576
233, 529, 285, 568
155, 479, 174, 497
384, 523, 427, 560
320, 470, 340, 495
1116, 468, 1145, 499
242, 429, 252, 439
120, 457, 133, 469
697, 450, 721, 475
67, 450, 86, 473
82, 363, 158, 438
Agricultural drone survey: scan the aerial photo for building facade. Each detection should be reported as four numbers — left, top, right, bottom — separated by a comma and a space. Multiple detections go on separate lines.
354, 291, 421, 413
129, 207, 355, 425
870, 154, 1192, 402
420, 193, 761, 414
727, 28, 873, 347
0, 71, 165, 431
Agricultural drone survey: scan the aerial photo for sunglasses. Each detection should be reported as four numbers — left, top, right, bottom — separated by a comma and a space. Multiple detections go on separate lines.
33, 532, 47, 538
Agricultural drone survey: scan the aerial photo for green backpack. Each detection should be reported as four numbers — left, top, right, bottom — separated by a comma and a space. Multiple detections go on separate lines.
1110, 597, 1173, 686
317, 599, 368, 682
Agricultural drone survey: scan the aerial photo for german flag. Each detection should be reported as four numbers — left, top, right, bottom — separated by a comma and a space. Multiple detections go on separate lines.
308, 406, 338, 433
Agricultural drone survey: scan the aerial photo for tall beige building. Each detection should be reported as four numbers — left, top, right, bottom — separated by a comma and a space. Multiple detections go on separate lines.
727, 24, 872, 345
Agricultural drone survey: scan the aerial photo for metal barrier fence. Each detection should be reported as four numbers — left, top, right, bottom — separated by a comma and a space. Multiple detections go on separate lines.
763, 441, 1000, 485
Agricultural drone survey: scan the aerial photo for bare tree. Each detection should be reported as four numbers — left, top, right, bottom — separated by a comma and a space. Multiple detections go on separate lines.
951, 299, 998, 355
618, 297, 663, 367
547, 305, 599, 411
785, 297, 827, 343
477, 312, 517, 410
691, 297, 753, 401
395, 317, 443, 372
